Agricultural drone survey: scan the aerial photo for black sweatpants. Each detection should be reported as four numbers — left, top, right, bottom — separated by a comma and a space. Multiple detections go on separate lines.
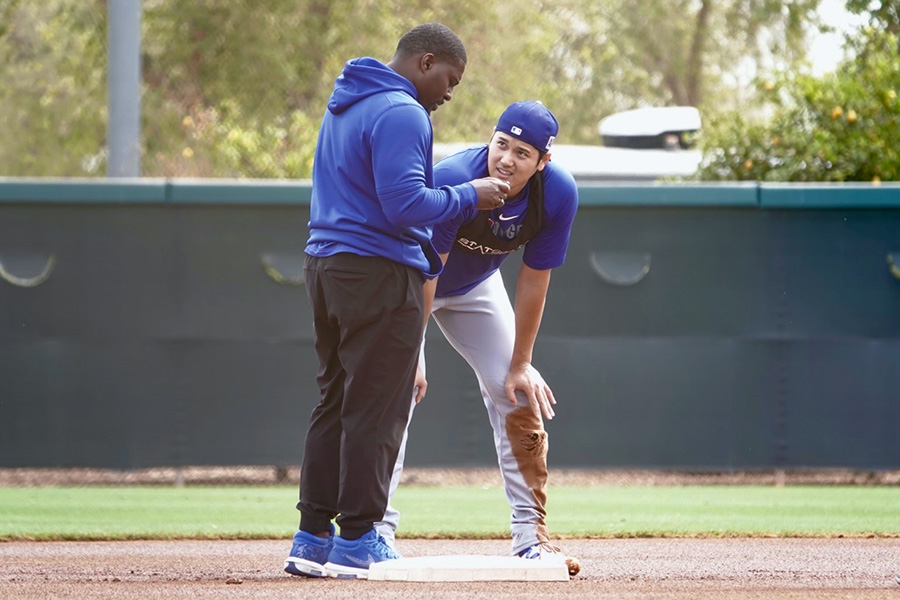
297, 253, 425, 540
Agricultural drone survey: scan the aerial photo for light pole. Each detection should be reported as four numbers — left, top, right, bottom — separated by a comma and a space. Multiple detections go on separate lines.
107, 0, 142, 177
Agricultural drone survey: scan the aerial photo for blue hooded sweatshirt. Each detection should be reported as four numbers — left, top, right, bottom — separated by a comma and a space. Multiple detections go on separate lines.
305, 57, 478, 277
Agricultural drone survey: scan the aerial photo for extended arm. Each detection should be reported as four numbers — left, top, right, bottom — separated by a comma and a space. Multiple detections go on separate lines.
506, 263, 556, 420
372, 107, 510, 227
414, 252, 449, 404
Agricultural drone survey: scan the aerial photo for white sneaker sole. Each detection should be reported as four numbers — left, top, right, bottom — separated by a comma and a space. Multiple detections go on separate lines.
324, 561, 369, 579
284, 557, 330, 578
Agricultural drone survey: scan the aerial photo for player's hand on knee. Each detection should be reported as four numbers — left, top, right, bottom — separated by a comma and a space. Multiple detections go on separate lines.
506, 362, 556, 421
414, 362, 428, 404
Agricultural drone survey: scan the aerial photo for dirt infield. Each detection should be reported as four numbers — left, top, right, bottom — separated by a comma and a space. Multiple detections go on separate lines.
2, 538, 897, 599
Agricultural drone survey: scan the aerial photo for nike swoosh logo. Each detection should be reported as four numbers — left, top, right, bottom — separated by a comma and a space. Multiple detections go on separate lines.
338, 551, 374, 567
498, 214, 517, 221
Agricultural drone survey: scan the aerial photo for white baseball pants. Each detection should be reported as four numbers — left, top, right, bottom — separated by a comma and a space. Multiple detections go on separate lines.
375, 269, 551, 555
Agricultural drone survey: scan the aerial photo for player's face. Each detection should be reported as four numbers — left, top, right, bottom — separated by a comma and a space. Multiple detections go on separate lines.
415, 55, 465, 114
487, 132, 551, 198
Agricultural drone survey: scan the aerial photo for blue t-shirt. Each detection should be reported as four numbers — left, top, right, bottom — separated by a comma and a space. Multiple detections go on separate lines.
432, 146, 578, 297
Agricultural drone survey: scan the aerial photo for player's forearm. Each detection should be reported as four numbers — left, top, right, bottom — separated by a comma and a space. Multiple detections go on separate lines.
511, 265, 552, 367
423, 277, 438, 327
422, 252, 448, 328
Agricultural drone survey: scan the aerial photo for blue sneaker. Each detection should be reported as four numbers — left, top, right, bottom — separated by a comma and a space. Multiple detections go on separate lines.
283, 525, 334, 578
324, 528, 401, 579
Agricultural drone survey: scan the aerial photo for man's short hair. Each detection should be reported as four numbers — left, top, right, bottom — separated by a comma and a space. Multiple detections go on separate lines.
396, 23, 467, 65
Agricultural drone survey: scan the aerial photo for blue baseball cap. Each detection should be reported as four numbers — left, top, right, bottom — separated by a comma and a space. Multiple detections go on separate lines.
495, 101, 558, 153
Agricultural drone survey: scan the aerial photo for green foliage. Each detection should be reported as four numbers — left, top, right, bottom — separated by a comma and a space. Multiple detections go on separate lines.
845, 0, 899, 32
698, 27, 900, 181
140, 0, 397, 177
541, 0, 822, 134
0, 0, 838, 177
0, 1, 107, 176
145, 103, 319, 178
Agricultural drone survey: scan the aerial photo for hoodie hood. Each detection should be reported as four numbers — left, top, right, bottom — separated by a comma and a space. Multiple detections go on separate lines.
327, 57, 418, 115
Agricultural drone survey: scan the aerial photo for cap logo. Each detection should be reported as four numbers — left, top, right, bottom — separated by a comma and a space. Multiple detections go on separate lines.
511, 126, 523, 135
545, 135, 555, 150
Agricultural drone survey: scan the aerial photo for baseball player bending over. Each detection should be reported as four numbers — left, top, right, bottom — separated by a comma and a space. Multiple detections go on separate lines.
376, 101, 581, 576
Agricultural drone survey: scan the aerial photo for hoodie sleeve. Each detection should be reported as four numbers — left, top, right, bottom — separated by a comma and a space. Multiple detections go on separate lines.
370, 104, 477, 228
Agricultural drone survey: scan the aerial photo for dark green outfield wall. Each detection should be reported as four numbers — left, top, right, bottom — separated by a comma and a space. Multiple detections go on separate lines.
1, 179, 898, 469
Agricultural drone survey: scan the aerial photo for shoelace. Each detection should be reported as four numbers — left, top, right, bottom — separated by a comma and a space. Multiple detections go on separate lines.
371, 534, 399, 560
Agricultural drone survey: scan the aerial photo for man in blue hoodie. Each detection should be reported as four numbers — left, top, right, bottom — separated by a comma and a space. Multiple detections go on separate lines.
284, 23, 511, 580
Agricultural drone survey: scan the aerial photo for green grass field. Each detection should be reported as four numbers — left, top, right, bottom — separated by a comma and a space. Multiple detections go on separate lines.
1, 485, 898, 541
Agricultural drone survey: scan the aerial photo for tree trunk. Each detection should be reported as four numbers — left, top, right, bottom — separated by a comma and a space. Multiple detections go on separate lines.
686, 0, 711, 106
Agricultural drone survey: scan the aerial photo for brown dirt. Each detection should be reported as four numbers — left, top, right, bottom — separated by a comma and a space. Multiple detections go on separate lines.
3, 469, 898, 597
1, 538, 898, 599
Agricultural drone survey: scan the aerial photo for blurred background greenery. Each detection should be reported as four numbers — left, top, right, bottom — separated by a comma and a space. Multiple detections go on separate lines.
0, 0, 896, 180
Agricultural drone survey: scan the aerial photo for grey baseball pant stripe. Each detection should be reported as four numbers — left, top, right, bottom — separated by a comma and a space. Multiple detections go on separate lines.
376, 269, 550, 554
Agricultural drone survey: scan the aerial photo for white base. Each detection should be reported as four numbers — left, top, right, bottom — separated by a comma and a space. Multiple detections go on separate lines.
367, 554, 569, 582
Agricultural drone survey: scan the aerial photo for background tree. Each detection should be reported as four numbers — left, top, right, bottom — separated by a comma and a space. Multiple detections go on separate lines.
697, 23, 899, 181
535, 0, 823, 143
0, 0, 107, 176
846, 0, 898, 33
0, 0, 833, 178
